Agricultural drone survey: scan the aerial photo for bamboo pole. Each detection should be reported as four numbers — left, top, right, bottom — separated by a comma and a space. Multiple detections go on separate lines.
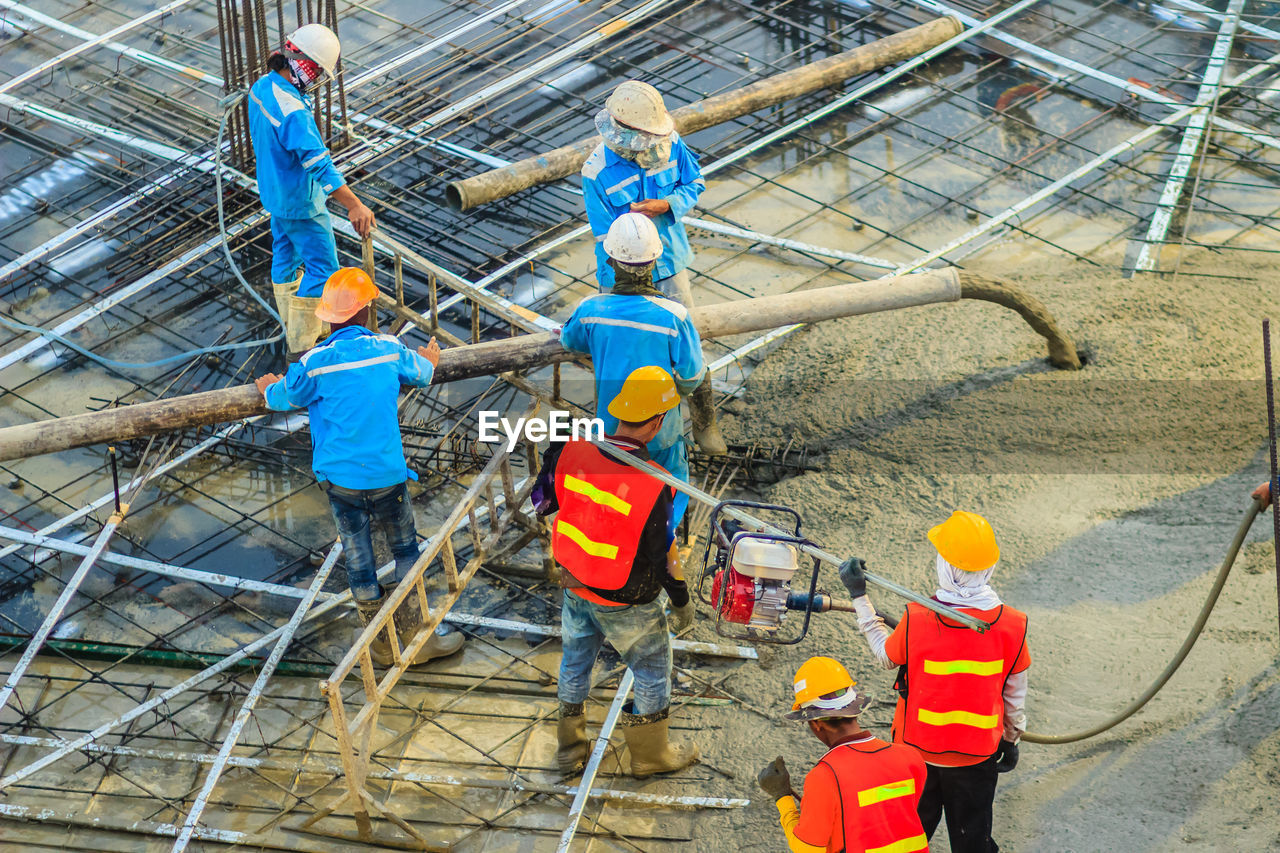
444, 16, 963, 211
0, 268, 1079, 461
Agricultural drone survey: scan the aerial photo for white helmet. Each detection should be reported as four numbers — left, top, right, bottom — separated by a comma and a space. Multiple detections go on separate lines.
605, 81, 674, 136
287, 24, 341, 79
603, 212, 663, 265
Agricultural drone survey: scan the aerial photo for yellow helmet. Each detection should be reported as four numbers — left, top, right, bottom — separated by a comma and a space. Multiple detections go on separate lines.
607, 365, 680, 422
785, 656, 871, 721
928, 510, 1000, 572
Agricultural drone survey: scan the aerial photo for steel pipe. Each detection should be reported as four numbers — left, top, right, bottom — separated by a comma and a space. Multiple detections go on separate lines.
445, 17, 963, 210
0, 267, 1082, 461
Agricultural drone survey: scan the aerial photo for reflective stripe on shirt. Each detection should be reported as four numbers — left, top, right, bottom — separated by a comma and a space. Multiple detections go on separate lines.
916, 708, 999, 729
922, 659, 1004, 676
306, 352, 398, 378
578, 316, 677, 337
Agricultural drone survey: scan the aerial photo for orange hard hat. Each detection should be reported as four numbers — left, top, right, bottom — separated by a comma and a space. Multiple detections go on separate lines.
927, 510, 1000, 572
315, 267, 378, 323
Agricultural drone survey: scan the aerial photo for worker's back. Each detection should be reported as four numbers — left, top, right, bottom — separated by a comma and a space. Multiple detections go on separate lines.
247, 73, 332, 219
263, 326, 434, 489
797, 735, 928, 853
891, 601, 1030, 766
560, 293, 704, 451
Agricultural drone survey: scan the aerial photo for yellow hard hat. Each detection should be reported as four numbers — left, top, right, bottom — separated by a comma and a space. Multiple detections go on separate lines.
786, 656, 871, 721
606, 365, 680, 422
928, 510, 1000, 572
316, 267, 378, 323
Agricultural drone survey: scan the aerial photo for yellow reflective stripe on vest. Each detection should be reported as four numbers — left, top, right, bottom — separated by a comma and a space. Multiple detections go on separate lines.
562, 474, 632, 516
866, 833, 928, 853
917, 708, 999, 729
555, 520, 619, 559
856, 777, 916, 807
922, 658, 1003, 677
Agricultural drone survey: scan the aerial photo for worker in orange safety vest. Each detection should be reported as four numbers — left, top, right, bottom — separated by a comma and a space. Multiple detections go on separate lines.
532, 365, 698, 779
839, 511, 1029, 853
756, 656, 927, 853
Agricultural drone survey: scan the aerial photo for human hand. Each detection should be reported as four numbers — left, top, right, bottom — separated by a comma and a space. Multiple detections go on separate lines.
838, 557, 868, 599
255, 373, 283, 397
347, 200, 376, 238
994, 739, 1019, 773
417, 336, 440, 368
669, 599, 695, 633
756, 756, 793, 801
1253, 481, 1272, 510
629, 199, 670, 217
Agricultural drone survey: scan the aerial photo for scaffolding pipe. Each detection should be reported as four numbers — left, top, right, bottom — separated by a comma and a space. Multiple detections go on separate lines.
0, 268, 1082, 461
0, 0, 197, 96
0, 512, 125, 715
556, 670, 634, 852
444, 16, 963, 210
170, 546, 339, 851
1132, 0, 1244, 271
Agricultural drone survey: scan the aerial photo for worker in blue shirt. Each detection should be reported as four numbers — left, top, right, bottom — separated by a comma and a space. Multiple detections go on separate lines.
581, 80, 726, 455
560, 213, 706, 532
248, 24, 376, 362
254, 267, 462, 666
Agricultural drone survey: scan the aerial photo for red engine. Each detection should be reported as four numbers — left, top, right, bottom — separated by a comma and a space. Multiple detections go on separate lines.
711, 567, 759, 626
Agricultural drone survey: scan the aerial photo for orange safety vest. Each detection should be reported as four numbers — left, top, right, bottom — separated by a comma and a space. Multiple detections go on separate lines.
551, 439, 672, 604
897, 602, 1028, 760
818, 737, 927, 853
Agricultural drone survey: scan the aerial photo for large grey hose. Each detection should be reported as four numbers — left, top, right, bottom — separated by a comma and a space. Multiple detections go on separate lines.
1023, 499, 1264, 744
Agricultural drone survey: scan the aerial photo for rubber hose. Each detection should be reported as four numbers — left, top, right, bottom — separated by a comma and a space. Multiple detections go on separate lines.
1022, 498, 1263, 744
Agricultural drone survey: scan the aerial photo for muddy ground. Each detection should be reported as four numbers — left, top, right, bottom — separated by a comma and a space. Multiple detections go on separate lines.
684, 253, 1280, 852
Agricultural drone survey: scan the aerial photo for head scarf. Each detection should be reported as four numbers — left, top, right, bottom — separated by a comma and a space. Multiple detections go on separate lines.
596, 109, 674, 169
933, 553, 1002, 610
608, 258, 661, 296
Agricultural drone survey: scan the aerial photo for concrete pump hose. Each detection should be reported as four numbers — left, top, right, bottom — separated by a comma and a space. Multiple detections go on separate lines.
958, 272, 1082, 370
1022, 498, 1264, 745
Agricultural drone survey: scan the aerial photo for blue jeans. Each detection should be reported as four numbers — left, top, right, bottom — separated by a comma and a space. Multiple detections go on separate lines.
559, 591, 672, 714
325, 482, 417, 601
271, 211, 339, 297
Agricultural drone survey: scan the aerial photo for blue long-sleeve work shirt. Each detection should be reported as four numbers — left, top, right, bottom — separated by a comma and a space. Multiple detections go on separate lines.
262, 327, 435, 489
581, 133, 705, 289
560, 292, 706, 453
248, 72, 346, 219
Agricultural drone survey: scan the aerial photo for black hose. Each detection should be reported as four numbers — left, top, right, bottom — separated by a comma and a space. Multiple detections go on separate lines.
1023, 499, 1263, 745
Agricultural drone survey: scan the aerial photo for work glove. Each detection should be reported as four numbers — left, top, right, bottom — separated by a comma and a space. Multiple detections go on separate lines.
838, 557, 868, 599
670, 599, 696, 633
756, 756, 794, 801
993, 739, 1019, 773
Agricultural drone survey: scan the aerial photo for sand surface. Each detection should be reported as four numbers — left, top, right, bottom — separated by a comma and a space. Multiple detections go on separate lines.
688, 254, 1280, 852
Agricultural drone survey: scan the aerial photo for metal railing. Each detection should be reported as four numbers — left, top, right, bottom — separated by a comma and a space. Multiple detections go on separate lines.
308, 413, 543, 843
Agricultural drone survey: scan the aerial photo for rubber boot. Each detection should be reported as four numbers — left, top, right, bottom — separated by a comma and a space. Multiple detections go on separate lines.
353, 596, 394, 667
689, 379, 728, 456
620, 704, 699, 778
272, 271, 303, 319
285, 294, 325, 362
390, 589, 464, 664
556, 701, 589, 775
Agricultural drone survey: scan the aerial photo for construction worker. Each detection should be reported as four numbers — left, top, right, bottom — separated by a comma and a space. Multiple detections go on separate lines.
561, 213, 707, 532
249, 23, 377, 362
532, 365, 698, 778
254, 267, 462, 665
840, 511, 1029, 853
582, 80, 726, 455
757, 657, 927, 853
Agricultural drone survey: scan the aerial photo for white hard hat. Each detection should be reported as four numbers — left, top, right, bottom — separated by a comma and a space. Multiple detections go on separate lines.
605, 81, 674, 137
287, 24, 341, 79
603, 212, 663, 265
